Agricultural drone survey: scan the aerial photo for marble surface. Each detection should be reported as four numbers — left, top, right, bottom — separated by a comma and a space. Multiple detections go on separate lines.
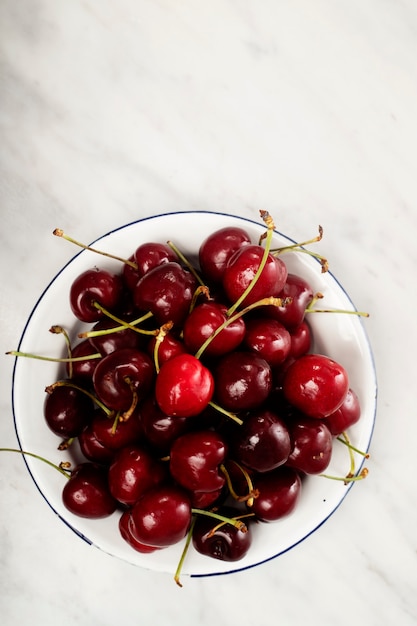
1, 1, 417, 624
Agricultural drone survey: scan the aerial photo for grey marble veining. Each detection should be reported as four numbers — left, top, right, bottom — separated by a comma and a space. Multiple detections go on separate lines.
1, 1, 417, 624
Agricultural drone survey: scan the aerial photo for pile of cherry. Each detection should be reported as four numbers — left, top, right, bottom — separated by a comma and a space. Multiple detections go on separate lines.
15, 212, 368, 582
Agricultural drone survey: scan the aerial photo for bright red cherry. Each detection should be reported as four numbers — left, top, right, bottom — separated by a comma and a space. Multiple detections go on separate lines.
243, 317, 291, 367
263, 273, 314, 330
183, 302, 245, 357
222, 245, 288, 308
283, 353, 349, 419
155, 354, 214, 418
323, 388, 361, 436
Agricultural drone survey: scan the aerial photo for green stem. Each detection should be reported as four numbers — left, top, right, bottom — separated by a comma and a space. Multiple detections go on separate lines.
92, 302, 158, 336
191, 508, 248, 532
49, 326, 73, 379
6, 351, 102, 363
79, 312, 154, 339
174, 517, 197, 588
0, 448, 71, 479
226, 211, 275, 318
53, 229, 138, 269
167, 240, 205, 287
208, 401, 243, 426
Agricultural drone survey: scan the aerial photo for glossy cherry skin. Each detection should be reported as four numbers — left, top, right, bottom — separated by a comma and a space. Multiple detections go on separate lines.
90, 408, 143, 451
62, 463, 118, 518
43, 383, 93, 438
118, 510, 160, 553
93, 347, 154, 412
214, 351, 272, 412
70, 268, 124, 323
198, 226, 251, 283
192, 506, 253, 562
288, 321, 311, 359
134, 242, 177, 277
286, 416, 333, 474
146, 332, 186, 366
108, 444, 167, 506
133, 262, 197, 327
250, 466, 302, 521
139, 395, 190, 452
264, 273, 314, 330
66, 339, 101, 380
222, 245, 288, 308
283, 353, 349, 419
232, 409, 291, 473
183, 302, 246, 357
323, 388, 361, 436
78, 423, 116, 464
130, 484, 192, 547
170, 430, 227, 494
243, 317, 291, 367
155, 353, 214, 418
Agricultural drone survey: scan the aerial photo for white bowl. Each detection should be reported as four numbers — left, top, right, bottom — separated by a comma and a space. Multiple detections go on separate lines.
11, 211, 377, 579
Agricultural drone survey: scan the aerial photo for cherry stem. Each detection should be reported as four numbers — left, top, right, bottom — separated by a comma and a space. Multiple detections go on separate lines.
206, 513, 255, 539
270, 226, 329, 273
194, 296, 286, 360
174, 517, 197, 588
191, 508, 248, 533
220, 462, 259, 506
49, 325, 73, 379
0, 448, 71, 479
153, 322, 174, 374
92, 302, 158, 336
208, 401, 243, 426
304, 293, 369, 318
166, 240, 205, 287
119, 378, 138, 421
45, 380, 112, 416
320, 468, 369, 483
53, 229, 138, 269
336, 434, 370, 458
6, 350, 102, 363
189, 285, 210, 314
79, 311, 154, 339
226, 210, 275, 318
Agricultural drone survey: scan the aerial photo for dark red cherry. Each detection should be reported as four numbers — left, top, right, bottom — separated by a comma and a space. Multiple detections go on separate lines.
108, 444, 167, 506
243, 317, 291, 367
192, 506, 253, 562
183, 302, 245, 357
139, 395, 190, 452
118, 510, 160, 553
130, 484, 192, 548
288, 321, 311, 359
66, 339, 101, 380
222, 245, 287, 308
169, 430, 228, 494
92, 348, 154, 412
133, 242, 177, 276
133, 262, 197, 327
283, 354, 349, 419
90, 408, 143, 451
232, 409, 291, 473
44, 383, 93, 438
250, 466, 302, 521
264, 273, 314, 330
155, 354, 214, 418
70, 268, 123, 323
323, 388, 361, 436
286, 416, 333, 474
198, 226, 251, 283
214, 351, 272, 412
62, 462, 118, 518
146, 332, 186, 366
78, 422, 116, 464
